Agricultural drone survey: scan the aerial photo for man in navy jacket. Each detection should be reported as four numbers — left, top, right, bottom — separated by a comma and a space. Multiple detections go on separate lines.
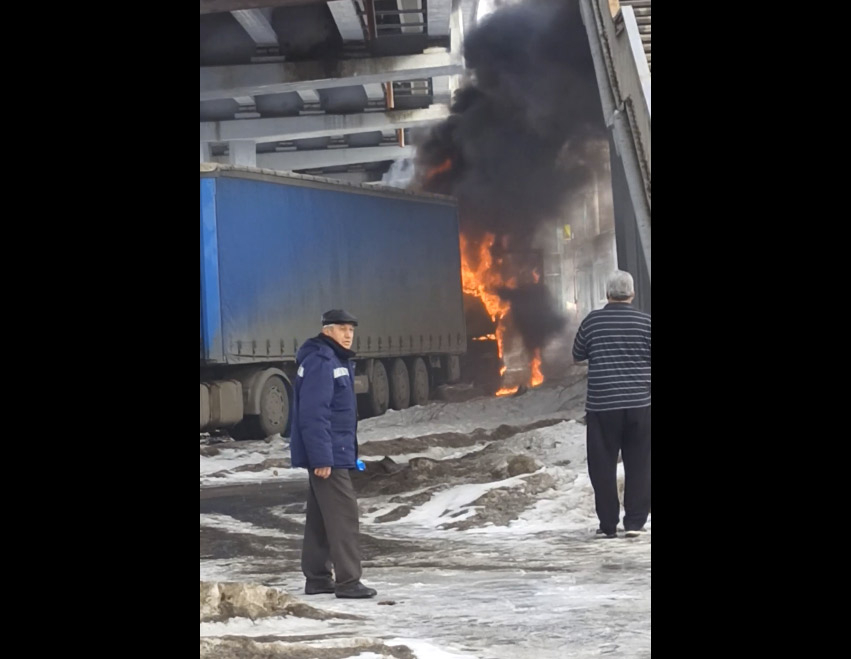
290, 309, 377, 599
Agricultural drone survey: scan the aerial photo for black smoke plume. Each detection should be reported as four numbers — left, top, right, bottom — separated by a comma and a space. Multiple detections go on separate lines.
415, 0, 604, 357
416, 0, 604, 236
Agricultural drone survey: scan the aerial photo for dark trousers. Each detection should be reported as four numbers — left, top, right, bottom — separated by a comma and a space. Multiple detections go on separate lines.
586, 406, 651, 533
301, 469, 363, 586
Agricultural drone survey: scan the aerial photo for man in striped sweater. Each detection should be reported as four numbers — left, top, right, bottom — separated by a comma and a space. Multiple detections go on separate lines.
572, 270, 651, 539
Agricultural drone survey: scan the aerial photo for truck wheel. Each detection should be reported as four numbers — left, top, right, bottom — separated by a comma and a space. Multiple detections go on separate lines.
363, 360, 389, 417
257, 375, 289, 437
409, 357, 430, 407
230, 376, 289, 440
388, 358, 410, 410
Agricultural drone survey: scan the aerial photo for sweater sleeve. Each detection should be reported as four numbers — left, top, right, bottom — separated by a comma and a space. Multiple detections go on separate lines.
572, 319, 589, 362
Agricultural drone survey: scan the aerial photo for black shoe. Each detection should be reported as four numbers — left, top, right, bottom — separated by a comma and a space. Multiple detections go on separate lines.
595, 529, 617, 539
304, 578, 336, 595
335, 582, 377, 599
624, 528, 647, 538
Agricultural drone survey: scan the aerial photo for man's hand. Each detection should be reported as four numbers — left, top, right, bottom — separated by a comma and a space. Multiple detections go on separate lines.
314, 467, 332, 479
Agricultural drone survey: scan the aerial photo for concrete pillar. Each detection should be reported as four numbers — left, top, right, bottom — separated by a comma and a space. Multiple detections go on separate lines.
228, 140, 256, 167
200, 142, 211, 162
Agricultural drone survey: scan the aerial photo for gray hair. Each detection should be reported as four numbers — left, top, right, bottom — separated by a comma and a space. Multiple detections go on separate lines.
606, 270, 635, 300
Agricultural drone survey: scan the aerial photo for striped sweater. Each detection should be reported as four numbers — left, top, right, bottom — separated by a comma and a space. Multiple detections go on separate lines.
572, 303, 651, 412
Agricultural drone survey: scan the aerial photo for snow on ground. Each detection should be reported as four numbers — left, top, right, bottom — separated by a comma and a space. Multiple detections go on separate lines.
200, 380, 651, 658
357, 376, 587, 443
360, 420, 602, 535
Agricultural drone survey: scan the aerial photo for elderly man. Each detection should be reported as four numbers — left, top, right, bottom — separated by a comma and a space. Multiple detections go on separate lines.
572, 271, 651, 539
290, 309, 377, 599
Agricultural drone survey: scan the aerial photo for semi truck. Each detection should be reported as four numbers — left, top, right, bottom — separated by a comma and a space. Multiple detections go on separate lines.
200, 163, 467, 440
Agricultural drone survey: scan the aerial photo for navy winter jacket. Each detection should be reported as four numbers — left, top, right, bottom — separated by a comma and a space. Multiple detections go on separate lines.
290, 334, 359, 470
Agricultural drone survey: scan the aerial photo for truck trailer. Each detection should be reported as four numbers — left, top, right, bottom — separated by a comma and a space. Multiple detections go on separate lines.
200, 164, 467, 439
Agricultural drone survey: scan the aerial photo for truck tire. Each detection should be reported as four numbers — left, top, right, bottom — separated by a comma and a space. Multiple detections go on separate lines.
361, 360, 389, 417
409, 357, 430, 407
230, 375, 290, 440
258, 375, 289, 436
388, 358, 410, 410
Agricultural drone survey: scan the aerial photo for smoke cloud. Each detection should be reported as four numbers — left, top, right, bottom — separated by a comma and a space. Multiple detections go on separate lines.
414, 0, 605, 356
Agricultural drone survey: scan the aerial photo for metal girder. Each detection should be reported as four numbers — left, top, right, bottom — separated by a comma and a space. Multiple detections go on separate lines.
328, 0, 364, 41
200, 50, 463, 100
428, 0, 452, 37
254, 144, 415, 170
399, 0, 424, 35
201, 104, 449, 143
431, 75, 450, 100
579, 0, 650, 280
363, 83, 386, 101
297, 89, 321, 105
231, 8, 278, 46
200, 0, 327, 14
449, 0, 463, 58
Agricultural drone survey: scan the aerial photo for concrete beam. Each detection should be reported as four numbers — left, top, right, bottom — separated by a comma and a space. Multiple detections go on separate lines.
231, 8, 277, 46
256, 145, 415, 171
450, 0, 464, 59
475, 0, 497, 24
201, 0, 326, 14
328, 0, 364, 41
399, 0, 424, 34
200, 104, 449, 143
200, 50, 463, 101
297, 89, 321, 106
427, 0, 452, 37
432, 75, 450, 99
363, 83, 386, 101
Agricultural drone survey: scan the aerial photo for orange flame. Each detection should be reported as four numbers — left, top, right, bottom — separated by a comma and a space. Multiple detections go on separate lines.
530, 348, 543, 387
459, 232, 545, 396
497, 321, 508, 376
460, 233, 513, 379
425, 158, 452, 183
459, 233, 511, 324
495, 386, 519, 397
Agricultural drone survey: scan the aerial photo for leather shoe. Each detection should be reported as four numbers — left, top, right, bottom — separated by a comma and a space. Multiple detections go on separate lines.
304, 578, 336, 595
335, 582, 377, 599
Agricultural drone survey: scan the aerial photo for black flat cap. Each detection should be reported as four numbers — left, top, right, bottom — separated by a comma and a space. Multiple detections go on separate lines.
321, 309, 358, 326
